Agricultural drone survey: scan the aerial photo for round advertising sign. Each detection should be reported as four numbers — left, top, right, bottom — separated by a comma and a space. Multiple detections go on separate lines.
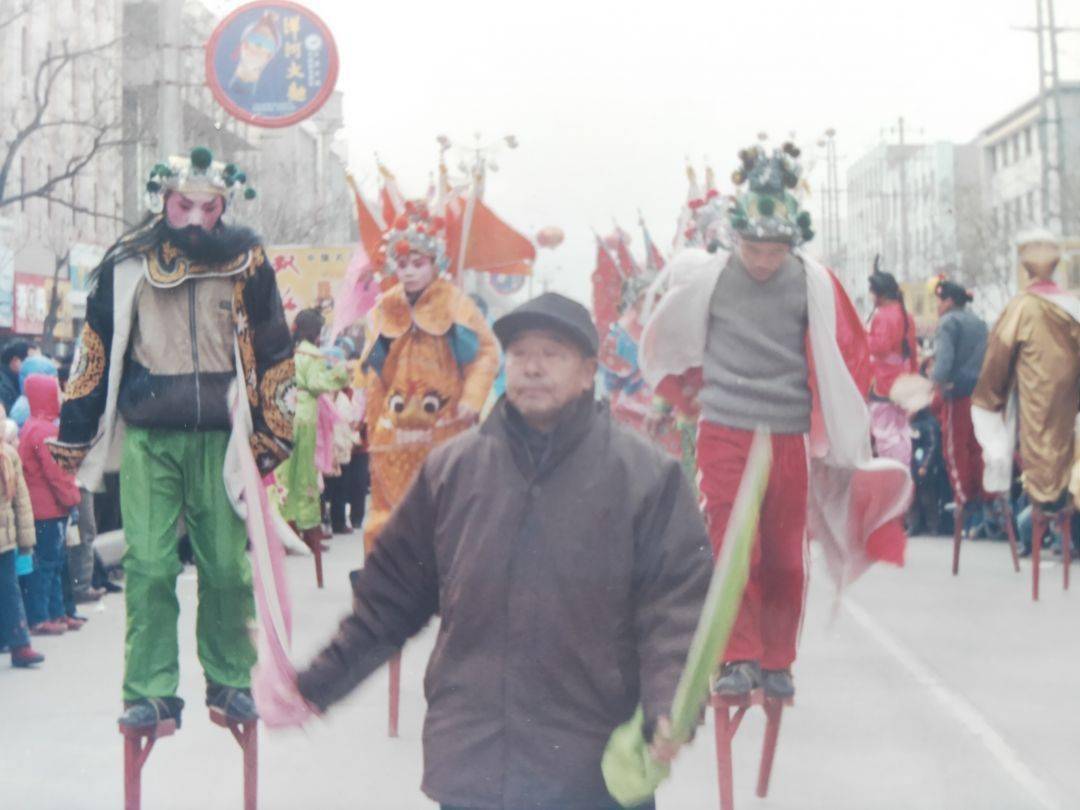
206, 1, 339, 129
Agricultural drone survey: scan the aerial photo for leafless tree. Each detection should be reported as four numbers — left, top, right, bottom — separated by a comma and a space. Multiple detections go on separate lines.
0, 37, 129, 220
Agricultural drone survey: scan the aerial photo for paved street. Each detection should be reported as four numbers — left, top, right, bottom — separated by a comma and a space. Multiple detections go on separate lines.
3, 532, 1078, 810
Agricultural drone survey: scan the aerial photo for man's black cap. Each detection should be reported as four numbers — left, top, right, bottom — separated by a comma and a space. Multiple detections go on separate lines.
493, 292, 598, 357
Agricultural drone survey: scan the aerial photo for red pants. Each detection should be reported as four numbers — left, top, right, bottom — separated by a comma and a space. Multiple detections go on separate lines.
697, 422, 807, 670
937, 396, 986, 505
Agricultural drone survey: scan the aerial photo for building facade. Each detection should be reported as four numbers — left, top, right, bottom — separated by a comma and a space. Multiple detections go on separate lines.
0, 0, 125, 343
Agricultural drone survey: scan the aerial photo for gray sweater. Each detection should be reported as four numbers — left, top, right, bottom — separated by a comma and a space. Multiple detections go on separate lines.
931, 308, 988, 399
700, 254, 812, 434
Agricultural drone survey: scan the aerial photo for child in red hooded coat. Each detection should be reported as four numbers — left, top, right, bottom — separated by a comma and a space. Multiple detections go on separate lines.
19, 373, 81, 634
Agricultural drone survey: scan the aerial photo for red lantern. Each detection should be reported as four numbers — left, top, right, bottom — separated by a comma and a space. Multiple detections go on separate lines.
535, 226, 565, 249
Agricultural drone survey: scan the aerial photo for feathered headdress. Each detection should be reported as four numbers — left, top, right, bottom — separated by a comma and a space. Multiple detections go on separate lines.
377, 199, 450, 275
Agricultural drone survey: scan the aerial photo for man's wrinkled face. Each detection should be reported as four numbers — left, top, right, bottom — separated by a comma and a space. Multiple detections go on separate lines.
738, 238, 791, 282
398, 252, 437, 294
505, 329, 596, 430
165, 191, 225, 232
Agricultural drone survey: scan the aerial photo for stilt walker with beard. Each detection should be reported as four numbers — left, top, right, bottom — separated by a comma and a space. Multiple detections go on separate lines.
48, 147, 295, 729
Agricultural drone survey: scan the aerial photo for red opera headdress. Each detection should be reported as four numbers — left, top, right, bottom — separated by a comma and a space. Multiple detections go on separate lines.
377, 200, 450, 275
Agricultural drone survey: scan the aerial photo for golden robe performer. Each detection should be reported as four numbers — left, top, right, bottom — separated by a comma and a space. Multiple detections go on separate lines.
972, 229, 1080, 511
360, 201, 499, 552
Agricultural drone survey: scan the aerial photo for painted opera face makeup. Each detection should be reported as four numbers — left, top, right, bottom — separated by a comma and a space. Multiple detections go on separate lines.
164, 191, 225, 232
398, 252, 437, 294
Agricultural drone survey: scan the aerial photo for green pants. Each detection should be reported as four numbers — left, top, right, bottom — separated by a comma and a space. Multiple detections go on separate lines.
120, 428, 255, 701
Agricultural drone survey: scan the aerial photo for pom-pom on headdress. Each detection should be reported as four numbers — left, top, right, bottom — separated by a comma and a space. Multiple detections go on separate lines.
377, 200, 450, 275
728, 137, 813, 246
144, 146, 257, 214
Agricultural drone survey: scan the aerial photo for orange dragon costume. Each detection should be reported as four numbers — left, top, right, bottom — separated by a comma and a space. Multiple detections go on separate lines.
359, 202, 499, 551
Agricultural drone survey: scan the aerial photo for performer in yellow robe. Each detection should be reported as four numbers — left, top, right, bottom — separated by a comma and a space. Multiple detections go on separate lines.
972, 229, 1080, 511
359, 201, 499, 552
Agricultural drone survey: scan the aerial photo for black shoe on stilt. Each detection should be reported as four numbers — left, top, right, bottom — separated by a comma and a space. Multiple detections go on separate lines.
119, 696, 185, 730
713, 661, 761, 697
206, 681, 258, 723
761, 668, 795, 700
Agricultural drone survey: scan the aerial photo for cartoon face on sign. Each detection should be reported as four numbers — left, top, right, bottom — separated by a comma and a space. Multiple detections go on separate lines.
230, 12, 281, 92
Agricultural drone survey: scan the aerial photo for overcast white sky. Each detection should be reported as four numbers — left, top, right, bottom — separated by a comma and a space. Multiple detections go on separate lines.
214, 0, 1080, 303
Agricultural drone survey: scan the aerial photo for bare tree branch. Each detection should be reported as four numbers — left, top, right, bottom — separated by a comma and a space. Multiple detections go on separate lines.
40, 194, 127, 224
0, 0, 36, 33
0, 36, 124, 208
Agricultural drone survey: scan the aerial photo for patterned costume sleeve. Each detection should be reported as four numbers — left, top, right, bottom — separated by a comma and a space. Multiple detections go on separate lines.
456, 296, 500, 413
238, 247, 296, 474
50, 261, 115, 473
971, 299, 1024, 414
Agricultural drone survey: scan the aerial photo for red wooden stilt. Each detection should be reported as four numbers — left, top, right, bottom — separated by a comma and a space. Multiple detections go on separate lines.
711, 690, 789, 810
1001, 498, 1021, 573
210, 712, 258, 810
120, 719, 176, 810
712, 702, 736, 810
756, 698, 785, 798
951, 501, 965, 576
313, 540, 324, 589
302, 528, 324, 589
388, 652, 401, 738
1061, 511, 1072, 591
1032, 512, 1045, 602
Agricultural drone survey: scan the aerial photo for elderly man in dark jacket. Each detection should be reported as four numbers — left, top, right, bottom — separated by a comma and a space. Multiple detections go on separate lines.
294, 292, 711, 810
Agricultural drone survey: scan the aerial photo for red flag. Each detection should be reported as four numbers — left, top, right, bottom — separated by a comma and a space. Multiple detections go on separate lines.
452, 197, 535, 276
641, 219, 666, 273
592, 237, 622, 340
347, 176, 385, 260
612, 231, 640, 278
378, 162, 405, 226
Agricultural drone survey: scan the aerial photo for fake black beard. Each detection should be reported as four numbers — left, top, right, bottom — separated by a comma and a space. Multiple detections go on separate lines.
166, 223, 244, 263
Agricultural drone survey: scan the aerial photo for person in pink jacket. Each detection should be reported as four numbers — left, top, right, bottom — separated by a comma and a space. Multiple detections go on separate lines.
867, 266, 918, 466
19, 374, 81, 634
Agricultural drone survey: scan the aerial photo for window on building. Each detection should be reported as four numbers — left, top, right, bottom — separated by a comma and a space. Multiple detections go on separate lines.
989, 147, 998, 173
1027, 191, 1035, 222
999, 142, 1008, 168
1013, 197, 1023, 228
21, 26, 29, 75
1003, 204, 1011, 233
1024, 127, 1033, 156
1012, 134, 1021, 164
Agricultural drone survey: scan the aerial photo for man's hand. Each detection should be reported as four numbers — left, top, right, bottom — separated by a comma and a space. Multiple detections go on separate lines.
456, 403, 479, 425
644, 409, 673, 440
648, 716, 681, 765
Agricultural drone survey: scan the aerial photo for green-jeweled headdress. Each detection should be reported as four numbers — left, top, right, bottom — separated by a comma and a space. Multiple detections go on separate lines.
728, 139, 813, 246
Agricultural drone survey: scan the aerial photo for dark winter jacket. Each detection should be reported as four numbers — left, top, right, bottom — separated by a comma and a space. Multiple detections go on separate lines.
0, 367, 19, 413
20, 375, 80, 520
297, 394, 711, 809
931, 308, 988, 399
50, 220, 296, 476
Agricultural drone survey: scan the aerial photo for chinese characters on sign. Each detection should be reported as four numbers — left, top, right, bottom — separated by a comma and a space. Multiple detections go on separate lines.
205, 1, 339, 128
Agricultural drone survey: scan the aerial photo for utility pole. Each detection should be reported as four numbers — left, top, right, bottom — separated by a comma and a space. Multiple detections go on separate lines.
897, 117, 910, 280
1018, 0, 1079, 232
1045, 0, 1069, 233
